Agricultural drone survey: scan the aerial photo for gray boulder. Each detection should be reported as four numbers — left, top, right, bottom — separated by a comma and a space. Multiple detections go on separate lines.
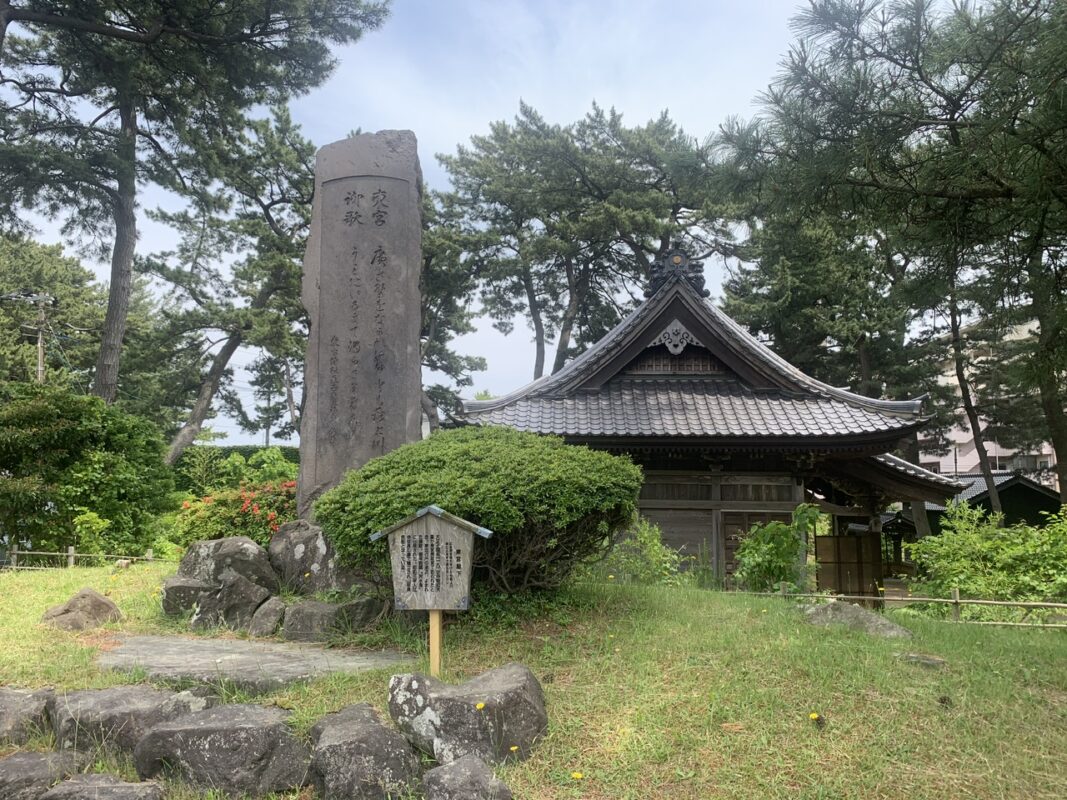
282, 598, 383, 642
190, 571, 271, 630
160, 576, 212, 616
40, 774, 163, 800
49, 686, 213, 754
41, 588, 122, 632
0, 751, 87, 800
177, 537, 280, 595
423, 754, 513, 800
269, 520, 369, 595
388, 663, 548, 764
309, 703, 419, 800
803, 600, 913, 639
133, 703, 310, 796
0, 687, 54, 744
248, 596, 286, 638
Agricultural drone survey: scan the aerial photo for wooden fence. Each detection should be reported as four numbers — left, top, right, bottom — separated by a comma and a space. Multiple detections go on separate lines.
1, 545, 179, 569
734, 584, 1067, 629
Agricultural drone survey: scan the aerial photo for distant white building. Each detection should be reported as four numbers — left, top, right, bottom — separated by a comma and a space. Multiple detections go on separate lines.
919, 323, 1059, 492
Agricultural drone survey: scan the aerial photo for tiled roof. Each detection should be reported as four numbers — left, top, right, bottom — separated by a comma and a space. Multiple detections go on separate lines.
925, 471, 1057, 511
871, 453, 967, 492
470, 378, 920, 438
463, 270, 929, 443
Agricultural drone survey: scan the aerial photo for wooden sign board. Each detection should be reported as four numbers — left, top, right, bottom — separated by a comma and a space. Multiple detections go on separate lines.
371, 505, 492, 611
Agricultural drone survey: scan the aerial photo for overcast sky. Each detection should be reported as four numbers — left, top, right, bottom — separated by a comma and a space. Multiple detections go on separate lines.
47, 0, 807, 443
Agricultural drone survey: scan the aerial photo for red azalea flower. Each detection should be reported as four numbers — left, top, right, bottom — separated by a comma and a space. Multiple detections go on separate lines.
252, 504, 260, 515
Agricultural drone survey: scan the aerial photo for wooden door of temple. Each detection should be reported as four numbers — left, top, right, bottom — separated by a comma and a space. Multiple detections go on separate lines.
640, 508, 718, 573
721, 510, 793, 578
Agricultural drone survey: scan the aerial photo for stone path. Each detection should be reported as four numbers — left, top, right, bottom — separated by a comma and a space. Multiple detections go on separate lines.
98, 635, 413, 693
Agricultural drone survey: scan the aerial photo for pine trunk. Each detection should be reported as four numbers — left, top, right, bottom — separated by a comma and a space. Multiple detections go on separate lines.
948, 294, 1003, 516
522, 268, 546, 379
1032, 307, 1067, 503
552, 258, 584, 375
164, 334, 243, 465
92, 99, 137, 403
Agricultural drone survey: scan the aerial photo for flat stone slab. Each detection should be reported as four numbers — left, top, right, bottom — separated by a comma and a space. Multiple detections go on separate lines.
97, 635, 413, 693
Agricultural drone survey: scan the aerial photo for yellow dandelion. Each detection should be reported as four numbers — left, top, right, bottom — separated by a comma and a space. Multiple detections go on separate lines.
509, 745, 519, 752
571, 771, 584, 780
475, 702, 485, 711
809, 712, 820, 720
607, 574, 615, 580
304, 572, 311, 578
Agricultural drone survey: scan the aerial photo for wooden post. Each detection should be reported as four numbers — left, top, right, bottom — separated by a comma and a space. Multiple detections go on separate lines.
779, 581, 789, 598
428, 609, 443, 677
10, 545, 17, 569
951, 587, 961, 622
67, 546, 75, 568
145, 548, 153, 562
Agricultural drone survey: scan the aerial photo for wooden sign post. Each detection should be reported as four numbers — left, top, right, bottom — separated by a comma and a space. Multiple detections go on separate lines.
371, 505, 492, 677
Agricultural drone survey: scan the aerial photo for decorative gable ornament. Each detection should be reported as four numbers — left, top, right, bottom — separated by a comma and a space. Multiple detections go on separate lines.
649, 319, 704, 355
645, 241, 711, 297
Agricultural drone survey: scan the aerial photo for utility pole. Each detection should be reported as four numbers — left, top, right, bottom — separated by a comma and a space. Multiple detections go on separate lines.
35, 298, 46, 383
265, 383, 272, 447
1, 291, 55, 383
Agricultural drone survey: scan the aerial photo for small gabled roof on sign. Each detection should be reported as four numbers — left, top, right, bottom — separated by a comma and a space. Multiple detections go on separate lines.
369, 505, 494, 542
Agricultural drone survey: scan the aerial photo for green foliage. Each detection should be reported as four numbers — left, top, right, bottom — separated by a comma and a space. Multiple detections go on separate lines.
174, 444, 299, 494
0, 382, 172, 554
315, 426, 644, 592
578, 517, 684, 587
734, 504, 820, 593
906, 503, 1067, 617
214, 448, 299, 491
0, 237, 104, 385
442, 102, 723, 379
172, 480, 297, 548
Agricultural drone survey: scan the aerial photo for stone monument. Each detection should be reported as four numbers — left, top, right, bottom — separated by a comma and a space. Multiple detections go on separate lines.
298, 131, 424, 516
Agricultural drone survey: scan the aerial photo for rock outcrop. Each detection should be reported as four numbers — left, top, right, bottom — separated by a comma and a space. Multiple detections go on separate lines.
310, 703, 419, 800
389, 663, 548, 764
133, 703, 310, 795
41, 588, 122, 632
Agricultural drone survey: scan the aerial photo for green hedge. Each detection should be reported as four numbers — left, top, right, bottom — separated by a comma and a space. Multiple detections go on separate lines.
0, 382, 172, 555
315, 426, 644, 593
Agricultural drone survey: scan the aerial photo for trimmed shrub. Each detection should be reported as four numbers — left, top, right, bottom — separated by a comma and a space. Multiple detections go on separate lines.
315, 426, 644, 592
0, 382, 172, 555
577, 517, 685, 586
171, 480, 297, 548
734, 503, 819, 592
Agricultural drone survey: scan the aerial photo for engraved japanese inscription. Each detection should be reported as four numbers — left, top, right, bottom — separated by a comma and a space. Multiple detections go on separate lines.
297, 131, 423, 516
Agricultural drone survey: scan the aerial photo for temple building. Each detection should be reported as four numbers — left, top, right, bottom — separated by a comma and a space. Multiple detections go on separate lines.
462, 245, 962, 593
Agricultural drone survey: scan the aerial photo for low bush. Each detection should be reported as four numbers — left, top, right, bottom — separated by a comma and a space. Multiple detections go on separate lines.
734, 503, 819, 592
171, 480, 297, 548
0, 382, 173, 555
906, 502, 1067, 618
176, 445, 299, 495
315, 426, 644, 592
578, 517, 685, 586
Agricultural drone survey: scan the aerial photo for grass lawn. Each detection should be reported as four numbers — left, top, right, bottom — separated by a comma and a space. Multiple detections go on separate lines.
1, 563, 1065, 799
